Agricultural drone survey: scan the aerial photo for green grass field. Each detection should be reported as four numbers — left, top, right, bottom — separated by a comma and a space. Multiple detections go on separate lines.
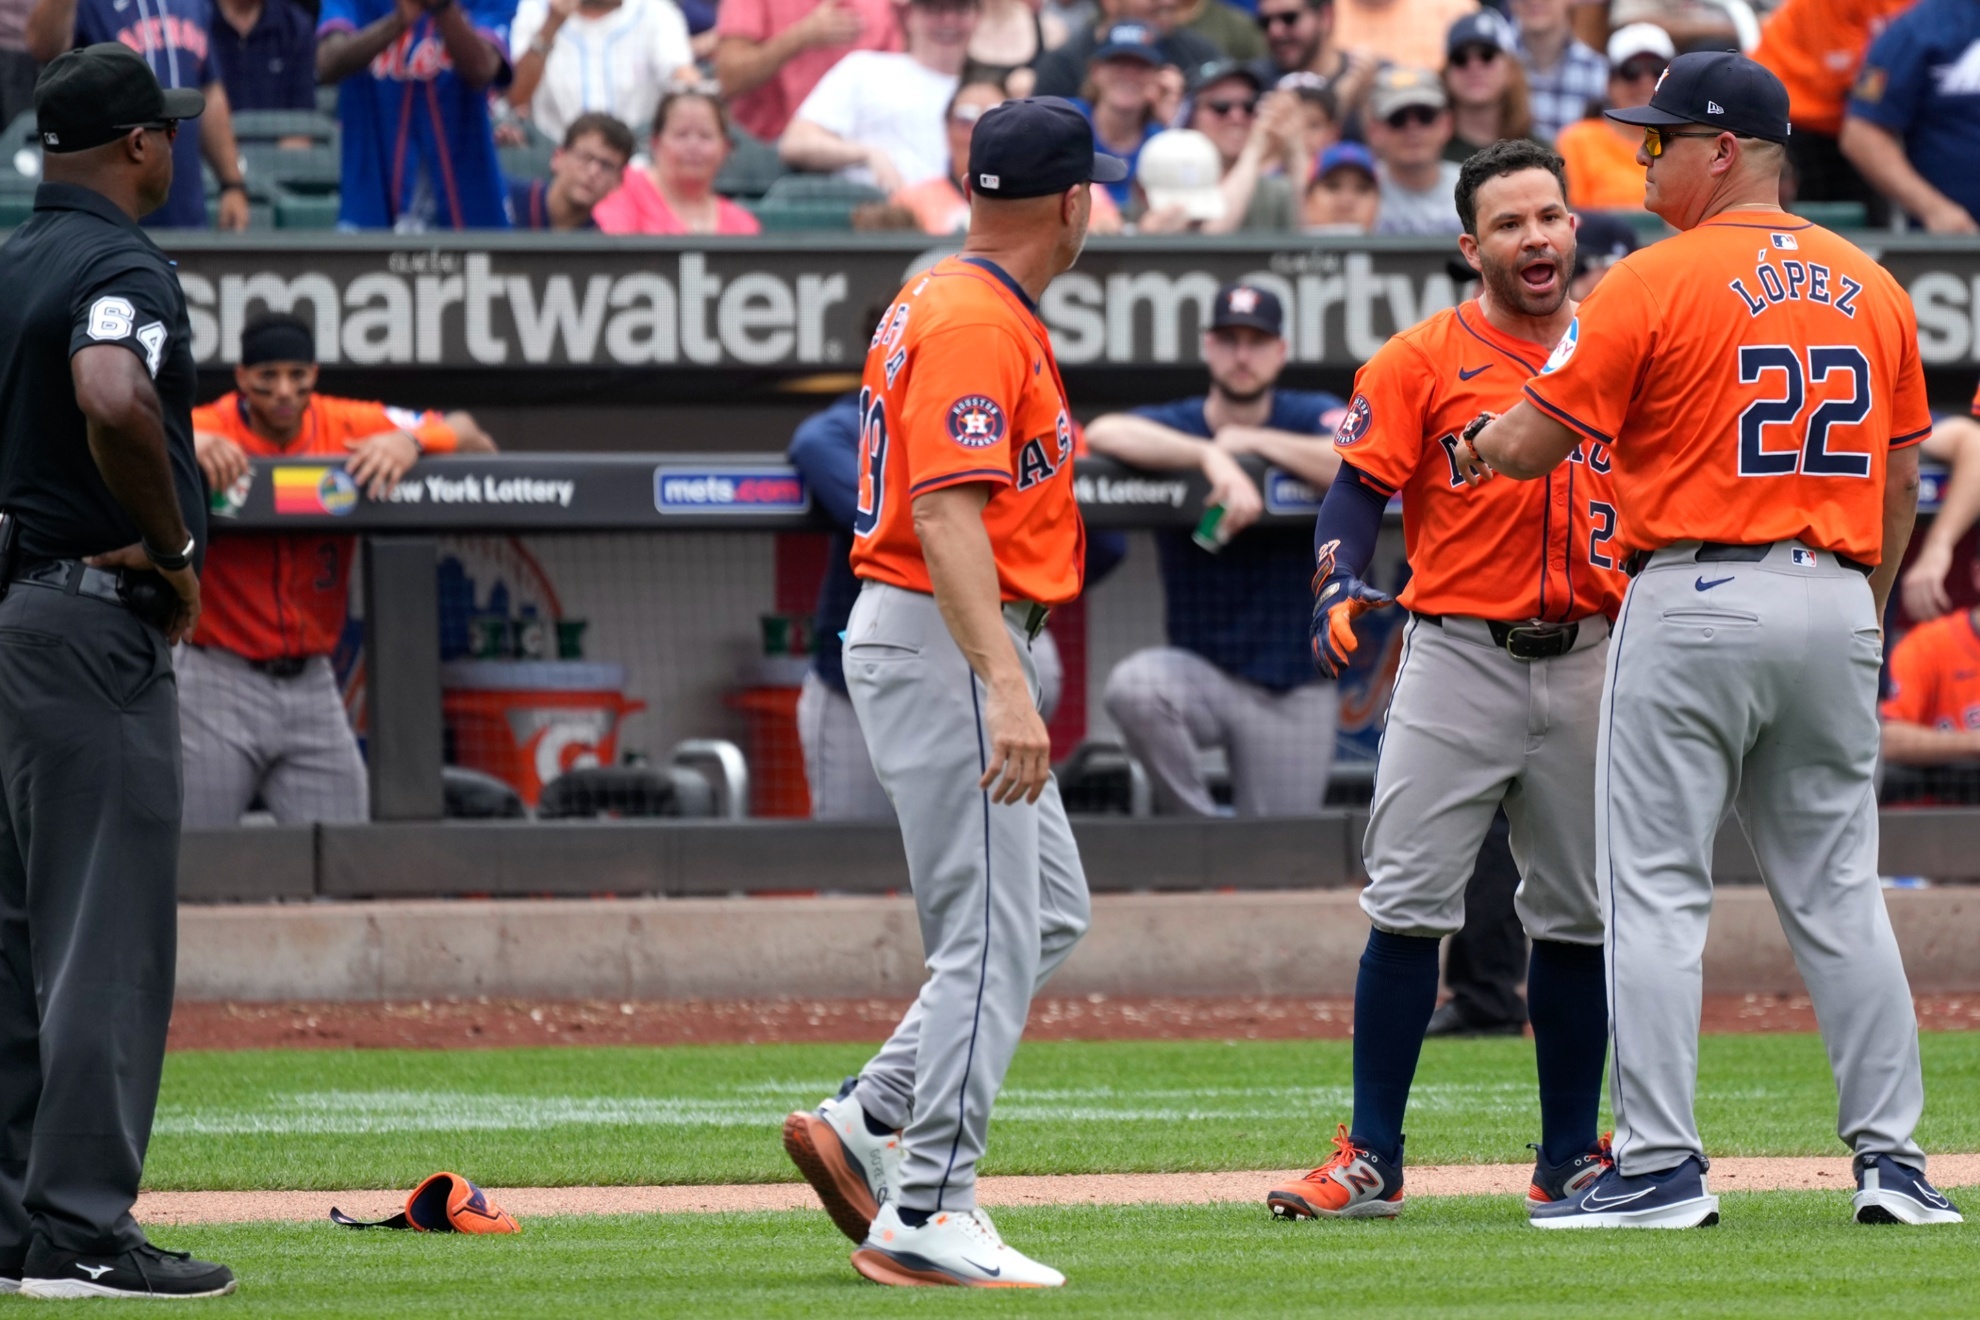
110, 1032, 1979, 1317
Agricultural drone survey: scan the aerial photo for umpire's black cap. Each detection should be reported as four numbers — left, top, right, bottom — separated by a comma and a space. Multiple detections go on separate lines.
968, 97, 1130, 200
1606, 51, 1790, 144
1209, 283, 1284, 336
36, 43, 205, 154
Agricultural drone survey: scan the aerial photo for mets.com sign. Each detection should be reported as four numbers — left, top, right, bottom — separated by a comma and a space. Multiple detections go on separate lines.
162, 236, 1980, 371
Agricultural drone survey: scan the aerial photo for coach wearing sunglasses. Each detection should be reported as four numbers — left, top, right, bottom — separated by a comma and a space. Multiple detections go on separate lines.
1364, 64, 1462, 233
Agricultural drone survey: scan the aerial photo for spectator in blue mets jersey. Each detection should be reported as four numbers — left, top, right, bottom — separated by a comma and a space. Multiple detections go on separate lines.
316, 0, 516, 229
26, 0, 252, 227
1086, 282, 1345, 817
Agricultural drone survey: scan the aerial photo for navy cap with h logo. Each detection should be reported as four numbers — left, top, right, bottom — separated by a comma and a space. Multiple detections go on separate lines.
1606, 50, 1791, 143
968, 97, 1130, 201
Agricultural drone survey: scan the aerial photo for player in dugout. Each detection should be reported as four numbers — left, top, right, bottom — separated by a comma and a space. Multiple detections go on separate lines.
181, 311, 496, 827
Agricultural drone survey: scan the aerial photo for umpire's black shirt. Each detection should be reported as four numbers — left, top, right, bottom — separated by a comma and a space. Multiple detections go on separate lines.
0, 182, 204, 564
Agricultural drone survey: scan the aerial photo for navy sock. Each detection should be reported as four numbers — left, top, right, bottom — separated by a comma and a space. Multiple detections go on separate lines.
1528, 938, 1608, 1166
896, 1207, 932, 1228
862, 1108, 894, 1137
1349, 929, 1441, 1166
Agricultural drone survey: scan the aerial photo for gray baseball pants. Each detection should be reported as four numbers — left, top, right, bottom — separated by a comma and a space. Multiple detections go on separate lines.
843, 582, 1090, 1212
1600, 539, 1925, 1175
799, 633, 1064, 823
1362, 614, 1608, 945
1103, 646, 1337, 816
176, 645, 368, 827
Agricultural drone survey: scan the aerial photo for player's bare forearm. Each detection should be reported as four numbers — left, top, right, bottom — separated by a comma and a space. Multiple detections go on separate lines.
777, 120, 867, 173
1084, 414, 1222, 471
444, 411, 498, 451
1471, 401, 1580, 480
715, 33, 808, 100
915, 484, 1027, 694
1217, 426, 1341, 488
317, 15, 409, 82
1920, 417, 1980, 557
1840, 118, 1977, 232
433, 3, 502, 88
1873, 446, 1921, 620
1880, 719, 1980, 767
72, 345, 191, 558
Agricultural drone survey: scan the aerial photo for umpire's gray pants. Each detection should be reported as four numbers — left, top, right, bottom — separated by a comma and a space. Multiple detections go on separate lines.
176, 645, 368, 827
844, 583, 1090, 1212
0, 585, 180, 1259
1600, 539, 1925, 1175
1362, 614, 1607, 944
1103, 647, 1337, 816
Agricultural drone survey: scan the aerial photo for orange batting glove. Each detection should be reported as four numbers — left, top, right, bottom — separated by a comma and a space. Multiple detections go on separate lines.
1311, 538, 1394, 679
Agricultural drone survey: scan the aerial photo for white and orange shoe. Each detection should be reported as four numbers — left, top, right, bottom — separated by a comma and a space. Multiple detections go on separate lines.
782, 1077, 902, 1244
852, 1203, 1065, 1288
1266, 1124, 1406, 1219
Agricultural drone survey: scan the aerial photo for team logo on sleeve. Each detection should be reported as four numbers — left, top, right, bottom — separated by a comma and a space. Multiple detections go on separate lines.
1541, 318, 1579, 375
947, 395, 1007, 449
1334, 394, 1372, 446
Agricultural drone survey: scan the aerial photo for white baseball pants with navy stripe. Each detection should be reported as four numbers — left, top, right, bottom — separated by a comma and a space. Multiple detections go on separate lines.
175, 645, 368, 827
843, 582, 1090, 1212
1599, 539, 1925, 1176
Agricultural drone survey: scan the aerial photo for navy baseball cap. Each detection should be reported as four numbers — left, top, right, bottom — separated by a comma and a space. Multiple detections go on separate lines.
1209, 283, 1283, 336
1093, 22, 1161, 65
1606, 51, 1791, 143
969, 97, 1130, 199
1445, 10, 1514, 59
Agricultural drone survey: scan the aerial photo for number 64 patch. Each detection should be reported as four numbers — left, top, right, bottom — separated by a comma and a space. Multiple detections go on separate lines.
86, 295, 168, 377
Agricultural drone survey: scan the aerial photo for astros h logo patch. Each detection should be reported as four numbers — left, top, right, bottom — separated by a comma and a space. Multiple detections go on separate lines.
947, 395, 1007, 449
1334, 394, 1373, 446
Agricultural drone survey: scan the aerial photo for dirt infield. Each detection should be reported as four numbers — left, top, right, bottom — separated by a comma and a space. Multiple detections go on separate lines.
166, 993, 1980, 1050
136, 1154, 1980, 1226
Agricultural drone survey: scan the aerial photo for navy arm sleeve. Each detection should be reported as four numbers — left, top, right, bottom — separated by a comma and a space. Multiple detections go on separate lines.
786, 392, 864, 533
1085, 530, 1128, 585
1312, 462, 1388, 579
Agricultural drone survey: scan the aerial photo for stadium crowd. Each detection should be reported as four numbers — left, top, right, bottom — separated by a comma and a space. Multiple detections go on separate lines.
0, 0, 1970, 234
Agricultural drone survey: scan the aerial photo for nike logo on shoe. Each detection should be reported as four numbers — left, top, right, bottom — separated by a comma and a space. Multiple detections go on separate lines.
1457, 365, 1492, 380
1582, 1185, 1655, 1210
77, 1266, 113, 1280
1694, 576, 1734, 591
962, 1258, 1002, 1277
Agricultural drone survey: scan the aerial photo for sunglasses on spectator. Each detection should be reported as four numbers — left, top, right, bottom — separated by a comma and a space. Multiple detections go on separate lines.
1256, 9, 1305, 29
1619, 57, 1668, 82
1640, 125, 1722, 157
1449, 44, 1500, 68
1384, 105, 1441, 129
1199, 97, 1258, 117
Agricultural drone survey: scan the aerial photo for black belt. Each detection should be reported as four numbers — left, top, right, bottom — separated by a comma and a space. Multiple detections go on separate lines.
1416, 614, 1581, 661
1621, 541, 1873, 578
8, 557, 179, 631
189, 644, 312, 679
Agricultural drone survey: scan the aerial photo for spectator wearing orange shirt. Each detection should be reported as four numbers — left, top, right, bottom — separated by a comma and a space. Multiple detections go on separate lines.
1753, 0, 1914, 223
1552, 22, 1672, 209
714, 0, 903, 144
1330, 0, 1477, 75
183, 313, 496, 827
1882, 592, 1980, 766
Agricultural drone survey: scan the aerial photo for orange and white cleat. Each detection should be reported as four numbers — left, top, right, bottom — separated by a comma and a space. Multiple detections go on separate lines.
1266, 1124, 1405, 1219
852, 1204, 1065, 1288
783, 1076, 902, 1244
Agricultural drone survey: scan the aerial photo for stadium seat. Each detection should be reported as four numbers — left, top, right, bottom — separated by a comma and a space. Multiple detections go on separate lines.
713, 127, 786, 200
231, 110, 337, 147
443, 766, 528, 819
498, 120, 557, 189
748, 174, 886, 232
0, 109, 39, 224
239, 142, 340, 202
1791, 200, 1868, 230
535, 764, 717, 819
272, 180, 341, 229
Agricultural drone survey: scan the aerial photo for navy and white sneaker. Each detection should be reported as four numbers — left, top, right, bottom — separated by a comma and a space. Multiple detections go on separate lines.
1526, 1135, 1613, 1212
1530, 1154, 1719, 1229
1853, 1153, 1963, 1225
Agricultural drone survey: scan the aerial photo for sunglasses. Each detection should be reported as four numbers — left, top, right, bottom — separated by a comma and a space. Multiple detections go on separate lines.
117, 120, 180, 140
1641, 125, 1722, 157
1384, 105, 1441, 129
1256, 9, 1305, 29
1199, 97, 1258, 117
1448, 44, 1500, 68
1619, 57, 1668, 82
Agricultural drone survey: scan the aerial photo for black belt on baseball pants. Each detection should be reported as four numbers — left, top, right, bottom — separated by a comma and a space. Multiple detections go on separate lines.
1621, 541, 1874, 578
0, 579, 180, 1260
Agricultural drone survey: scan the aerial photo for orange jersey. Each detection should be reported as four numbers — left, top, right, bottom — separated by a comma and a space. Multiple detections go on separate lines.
848, 256, 1084, 607
192, 392, 458, 660
1523, 210, 1930, 564
1753, 0, 1917, 136
1881, 611, 1980, 730
1337, 302, 1627, 623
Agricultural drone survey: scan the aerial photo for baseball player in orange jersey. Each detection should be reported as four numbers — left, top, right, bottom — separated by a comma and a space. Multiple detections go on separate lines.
1265, 140, 1627, 1224
778, 97, 1124, 1289
1468, 52, 1961, 1228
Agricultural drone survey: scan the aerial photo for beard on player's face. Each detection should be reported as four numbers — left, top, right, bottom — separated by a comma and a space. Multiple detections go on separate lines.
1210, 367, 1274, 405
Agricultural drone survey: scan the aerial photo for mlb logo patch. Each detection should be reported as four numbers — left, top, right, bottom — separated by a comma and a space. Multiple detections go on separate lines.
946, 395, 1007, 448
1792, 548, 1816, 567
1771, 233, 1798, 250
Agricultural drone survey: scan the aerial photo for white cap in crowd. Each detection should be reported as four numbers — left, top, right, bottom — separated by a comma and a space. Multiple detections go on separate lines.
1607, 22, 1677, 67
1136, 130, 1228, 221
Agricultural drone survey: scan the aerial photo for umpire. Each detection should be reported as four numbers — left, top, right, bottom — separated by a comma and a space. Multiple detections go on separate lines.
0, 45, 233, 1299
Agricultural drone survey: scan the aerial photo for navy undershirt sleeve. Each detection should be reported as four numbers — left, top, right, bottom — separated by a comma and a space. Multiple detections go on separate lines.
1311, 463, 1388, 578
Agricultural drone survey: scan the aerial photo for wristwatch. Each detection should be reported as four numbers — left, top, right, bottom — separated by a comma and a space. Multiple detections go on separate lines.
145, 533, 196, 573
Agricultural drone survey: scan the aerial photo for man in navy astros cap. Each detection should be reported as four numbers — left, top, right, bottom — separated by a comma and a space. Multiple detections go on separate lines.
780, 98, 1123, 1288
1466, 52, 1959, 1230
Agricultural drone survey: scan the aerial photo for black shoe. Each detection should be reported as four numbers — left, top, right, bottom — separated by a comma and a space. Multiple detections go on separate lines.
1424, 1002, 1524, 1038
21, 1240, 236, 1299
